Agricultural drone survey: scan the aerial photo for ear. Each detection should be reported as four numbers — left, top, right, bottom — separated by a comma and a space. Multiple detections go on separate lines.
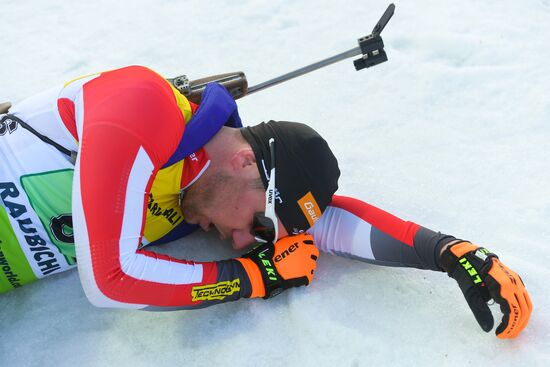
230, 148, 256, 171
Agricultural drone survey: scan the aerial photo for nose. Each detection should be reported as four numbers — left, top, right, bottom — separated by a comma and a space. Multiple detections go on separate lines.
199, 218, 211, 232
231, 229, 256, 250
186, 215, 211, 232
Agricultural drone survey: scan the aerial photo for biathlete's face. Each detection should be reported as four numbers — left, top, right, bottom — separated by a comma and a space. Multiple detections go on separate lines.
181, 168, 288, 251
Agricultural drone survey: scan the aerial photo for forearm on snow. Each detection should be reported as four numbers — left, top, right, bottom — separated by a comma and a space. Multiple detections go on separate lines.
308, 195, 459, 271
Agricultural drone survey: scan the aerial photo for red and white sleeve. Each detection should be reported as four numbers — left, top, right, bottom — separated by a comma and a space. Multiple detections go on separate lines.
308, 195, 456, 271
72, 66, 251, 309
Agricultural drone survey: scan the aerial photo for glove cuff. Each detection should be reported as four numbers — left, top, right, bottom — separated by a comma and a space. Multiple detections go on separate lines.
241, 244, 284, 299
440, 242, 498, 272
236, 258, 266, 299
440, 242, 497, 297
440, 242, 470, 274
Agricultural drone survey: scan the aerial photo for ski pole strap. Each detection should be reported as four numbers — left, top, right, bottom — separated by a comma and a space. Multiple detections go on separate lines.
0, 114, 77, 164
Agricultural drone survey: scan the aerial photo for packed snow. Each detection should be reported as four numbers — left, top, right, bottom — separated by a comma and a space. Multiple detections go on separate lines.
1, 0, 549, 366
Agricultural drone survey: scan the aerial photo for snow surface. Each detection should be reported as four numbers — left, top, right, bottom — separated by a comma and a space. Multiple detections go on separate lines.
1, 0, 549, 366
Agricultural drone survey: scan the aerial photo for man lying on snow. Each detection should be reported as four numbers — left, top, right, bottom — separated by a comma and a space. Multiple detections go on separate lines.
0, 65, 531, 338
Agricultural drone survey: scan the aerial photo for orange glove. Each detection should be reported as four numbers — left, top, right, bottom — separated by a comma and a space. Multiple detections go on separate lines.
237, 233, 319, 299
440, 242, 532, 339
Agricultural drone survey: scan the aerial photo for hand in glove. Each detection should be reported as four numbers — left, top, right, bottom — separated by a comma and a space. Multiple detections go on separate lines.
440, 242, 532, 339
237, 233, 319, 299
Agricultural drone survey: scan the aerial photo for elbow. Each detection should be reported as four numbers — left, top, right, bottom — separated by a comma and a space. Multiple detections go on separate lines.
77, 263, 145, 310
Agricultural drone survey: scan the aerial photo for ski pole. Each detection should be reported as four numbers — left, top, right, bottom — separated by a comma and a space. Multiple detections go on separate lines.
168, 3, 395, 104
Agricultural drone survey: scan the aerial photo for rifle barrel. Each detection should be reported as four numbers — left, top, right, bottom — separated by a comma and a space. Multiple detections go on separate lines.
247, 46, 362, 95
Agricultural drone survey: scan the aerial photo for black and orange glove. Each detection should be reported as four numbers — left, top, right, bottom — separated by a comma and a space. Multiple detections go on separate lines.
236, 233, 319, 299
440, 242, 532, 339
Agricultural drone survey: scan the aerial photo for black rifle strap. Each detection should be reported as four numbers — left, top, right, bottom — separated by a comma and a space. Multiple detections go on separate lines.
1, 113, 77, 163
